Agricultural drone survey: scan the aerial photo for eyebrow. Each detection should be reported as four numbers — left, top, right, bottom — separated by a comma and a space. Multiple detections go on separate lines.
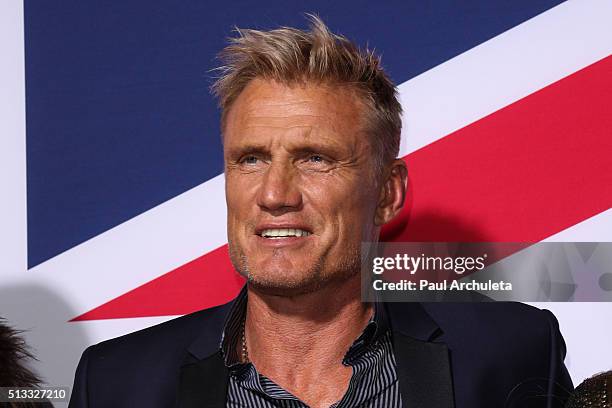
225, 144, 269, 160
225, 140, 347, 160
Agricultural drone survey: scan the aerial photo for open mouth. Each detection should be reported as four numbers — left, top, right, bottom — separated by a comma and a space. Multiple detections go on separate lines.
257, 228, 312, 239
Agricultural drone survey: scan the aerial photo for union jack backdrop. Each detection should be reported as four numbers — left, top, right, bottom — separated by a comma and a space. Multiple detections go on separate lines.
1, 0, 611, 403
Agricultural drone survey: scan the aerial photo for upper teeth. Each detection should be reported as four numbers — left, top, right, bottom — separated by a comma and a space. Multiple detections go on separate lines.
261, 228, 311, 238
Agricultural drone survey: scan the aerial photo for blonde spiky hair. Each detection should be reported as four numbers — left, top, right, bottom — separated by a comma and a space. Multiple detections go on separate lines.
212, 15, 402, 178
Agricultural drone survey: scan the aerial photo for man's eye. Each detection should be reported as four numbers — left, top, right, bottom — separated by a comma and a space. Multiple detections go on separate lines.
308, 155, 324, 163
242, 155, 259, 165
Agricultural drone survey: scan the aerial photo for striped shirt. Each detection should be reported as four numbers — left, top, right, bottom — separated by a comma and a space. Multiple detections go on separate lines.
220, 289, 402, 407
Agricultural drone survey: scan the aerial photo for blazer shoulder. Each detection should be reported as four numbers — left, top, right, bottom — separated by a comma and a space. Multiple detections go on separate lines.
89, 301, 231, 359
70, 302, 234, 407
417, 301, 567, 360
423, 301, 556, 333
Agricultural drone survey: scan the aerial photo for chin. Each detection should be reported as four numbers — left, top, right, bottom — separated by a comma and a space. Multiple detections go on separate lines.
247, 264, 362, 298
229, 244, 362, 297
246, 266, 325, 297
247, 279, 324, 298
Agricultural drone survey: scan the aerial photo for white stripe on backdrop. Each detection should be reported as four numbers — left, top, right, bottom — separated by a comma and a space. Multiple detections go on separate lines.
398, 0, 612, 156
0, 0, 27, 277
534, 208, 612, 385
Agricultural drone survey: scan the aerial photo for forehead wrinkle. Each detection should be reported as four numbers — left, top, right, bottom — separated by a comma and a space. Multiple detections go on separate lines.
243, 124, 317, 131
237, 109, 347, 135
242, 114, 323, 123
242, 111, 324, 123
237, 112, 327, 134
240, 124, 317, 144
234, 124, 350, 155
236, 115, 362, 153
242, 97, 322, 114
244, 98, 317, 108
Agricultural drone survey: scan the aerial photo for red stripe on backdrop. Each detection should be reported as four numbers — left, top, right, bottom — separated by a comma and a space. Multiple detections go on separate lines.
73, 56, 612, 321
72, 246, 244, 321
383, 55, 612, 242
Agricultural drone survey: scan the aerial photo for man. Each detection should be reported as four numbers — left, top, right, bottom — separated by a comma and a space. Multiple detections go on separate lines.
69, 17, 572, 408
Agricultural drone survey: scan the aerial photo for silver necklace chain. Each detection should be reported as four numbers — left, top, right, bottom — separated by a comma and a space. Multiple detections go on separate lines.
241, 318, 249, 363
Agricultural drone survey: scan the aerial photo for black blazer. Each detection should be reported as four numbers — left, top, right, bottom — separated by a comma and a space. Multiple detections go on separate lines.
69, 300, 573, 407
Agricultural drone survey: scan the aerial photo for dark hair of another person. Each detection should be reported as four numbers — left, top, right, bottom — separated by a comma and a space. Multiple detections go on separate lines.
0, 318, 53, 408
566, 371, 612, 408
0, 319, 41, 387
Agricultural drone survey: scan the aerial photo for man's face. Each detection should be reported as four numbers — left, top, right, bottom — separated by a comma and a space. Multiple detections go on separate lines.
224, 79, 382, 296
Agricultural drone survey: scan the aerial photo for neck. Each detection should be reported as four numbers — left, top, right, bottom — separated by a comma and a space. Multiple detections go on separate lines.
243, 274, 372, 406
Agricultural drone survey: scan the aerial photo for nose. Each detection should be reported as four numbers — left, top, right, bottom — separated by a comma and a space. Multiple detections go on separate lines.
257, 161, 303, 213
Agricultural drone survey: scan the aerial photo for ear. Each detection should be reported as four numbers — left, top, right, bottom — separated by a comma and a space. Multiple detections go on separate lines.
374, 159, 408, 226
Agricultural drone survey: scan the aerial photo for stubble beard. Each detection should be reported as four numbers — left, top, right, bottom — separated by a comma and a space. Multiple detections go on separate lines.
228, 241, 362, 298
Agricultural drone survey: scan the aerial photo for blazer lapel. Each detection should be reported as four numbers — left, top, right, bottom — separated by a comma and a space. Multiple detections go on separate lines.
177, 350, 229, 408
176, 300, 235, 408
393, 331, 454, 408
386, 302, 455, 408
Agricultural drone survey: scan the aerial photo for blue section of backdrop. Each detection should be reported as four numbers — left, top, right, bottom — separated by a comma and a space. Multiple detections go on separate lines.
25, 0, 565, 267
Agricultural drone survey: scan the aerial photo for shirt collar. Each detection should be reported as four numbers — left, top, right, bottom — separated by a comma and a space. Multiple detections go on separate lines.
219, 285, 390, 369
219, 285, 248, 369
342, 296, 390, 365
